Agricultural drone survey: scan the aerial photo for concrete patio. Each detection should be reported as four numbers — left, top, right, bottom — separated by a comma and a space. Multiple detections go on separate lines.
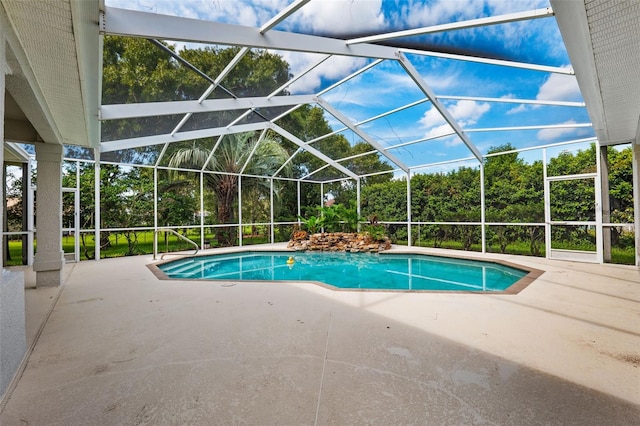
1, 245, 639, 425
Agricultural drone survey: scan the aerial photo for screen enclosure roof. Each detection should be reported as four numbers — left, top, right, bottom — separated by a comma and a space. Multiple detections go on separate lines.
3, 0, 639, 181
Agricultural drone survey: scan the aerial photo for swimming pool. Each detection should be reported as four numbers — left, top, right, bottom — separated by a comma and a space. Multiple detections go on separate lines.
156, 251, 533, 293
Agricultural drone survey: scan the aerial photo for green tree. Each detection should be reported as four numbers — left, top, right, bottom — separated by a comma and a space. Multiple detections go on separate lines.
484, 144, 525, 252
117, 167, 155, 255
169, 133, 290, 246
157, 178, 199, 228
607, 146, 634, 224
64, 163, 155, 258
362, 179, 407, 222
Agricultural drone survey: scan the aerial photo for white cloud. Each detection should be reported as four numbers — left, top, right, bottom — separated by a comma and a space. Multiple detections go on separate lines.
292, 0, 386, 34
401, 1, 485, 28
449, 100, 491, 124
392, 0, 549, 55
426, 123, 455, 139
506, 104, 528, 115
420, 100, 491, 128
419, 100, 490, 140
536, 120, 579, 141
387, 0, 567, 67
501, 94, 530, 115
536, 72, 582, 102
421, 71, 460, 92
106, 0, 292, 27
311, 62, 425, 107
445, 135, 464, 148
485, 0, 545, 15
286, 55, 370, 94
419, 107, 445, 128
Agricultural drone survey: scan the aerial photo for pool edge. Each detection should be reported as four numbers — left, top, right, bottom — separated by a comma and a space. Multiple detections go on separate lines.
147, 247, 545, 295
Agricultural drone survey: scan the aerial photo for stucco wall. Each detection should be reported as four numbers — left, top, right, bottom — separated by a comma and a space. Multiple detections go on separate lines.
0, 270, 26, 398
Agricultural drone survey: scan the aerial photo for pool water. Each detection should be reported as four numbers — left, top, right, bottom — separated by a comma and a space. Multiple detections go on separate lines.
158, 251, 528, 292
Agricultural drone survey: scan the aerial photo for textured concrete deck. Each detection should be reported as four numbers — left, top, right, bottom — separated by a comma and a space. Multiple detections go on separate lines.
1, 245, 639, 425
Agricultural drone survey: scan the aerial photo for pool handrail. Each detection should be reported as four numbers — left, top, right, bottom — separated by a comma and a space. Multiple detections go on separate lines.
154, 228, 199, 260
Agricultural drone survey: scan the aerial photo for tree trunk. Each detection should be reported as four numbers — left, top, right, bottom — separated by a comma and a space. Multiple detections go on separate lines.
215, 175, 238, 246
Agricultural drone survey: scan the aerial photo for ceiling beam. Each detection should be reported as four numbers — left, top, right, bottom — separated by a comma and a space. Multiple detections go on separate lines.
347, 8, 553, 45
171, 46, 250, 135
100, 122, 269, 152
437, 95, 584, 107
268, 54, 331, 99
315, 97, 409, 173
396, 52, 483, 162
260, 0, 310, 33
268, 123, 359, 179
385, 132, 457, 151
102, 7, 400, 60
269, 59, 384, 128
464, 123, 592, 133
273, 147, 303, 178
239, 129, 268, 174
100, 95, 316, 120
401, 48, 573, 75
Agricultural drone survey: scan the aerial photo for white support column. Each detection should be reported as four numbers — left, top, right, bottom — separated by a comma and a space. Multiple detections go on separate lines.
297, 180, 301, 225
33, 143, 65, 287
17, 166, 28, 264
200, 171, 205, 248
356, 178, 361, 233
270, 178, 274, 244
238, 175, 242, 246
406, 173, 412, 246
600, 146, 611, 262
94, 148, 101, 260
595, 143, 604, 263
0, 34, 4, 267
320, 182, 324, 233
633, 142, 640, 267
74, 161, 80, 263
543, 148, 551, 259
480, 162, 486, 253
152, 166, 158, 260
27, 158, 34, 265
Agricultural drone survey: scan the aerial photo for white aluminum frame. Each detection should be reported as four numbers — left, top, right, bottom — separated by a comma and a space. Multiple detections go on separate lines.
57, 4, 634, 266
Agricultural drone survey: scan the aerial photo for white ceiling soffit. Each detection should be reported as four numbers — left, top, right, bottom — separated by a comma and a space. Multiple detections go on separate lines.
1, 0, 100, 148
552, 0, 640, 146
4, 141, 33, 164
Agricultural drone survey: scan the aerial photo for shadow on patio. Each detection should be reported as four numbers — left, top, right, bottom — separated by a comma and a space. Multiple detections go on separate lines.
1, 250, 639, 425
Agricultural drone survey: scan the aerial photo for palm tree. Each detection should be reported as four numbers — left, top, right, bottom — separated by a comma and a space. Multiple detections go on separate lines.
168, 132, 291, 246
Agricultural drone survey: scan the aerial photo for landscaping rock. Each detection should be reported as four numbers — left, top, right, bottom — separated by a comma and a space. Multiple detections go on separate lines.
287, 232, 391, 253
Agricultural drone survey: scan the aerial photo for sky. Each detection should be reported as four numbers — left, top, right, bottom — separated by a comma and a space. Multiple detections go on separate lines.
104, 0, 596, 173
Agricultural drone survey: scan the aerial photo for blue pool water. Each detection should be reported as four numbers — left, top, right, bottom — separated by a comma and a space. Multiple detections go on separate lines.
158, 251, 528, 292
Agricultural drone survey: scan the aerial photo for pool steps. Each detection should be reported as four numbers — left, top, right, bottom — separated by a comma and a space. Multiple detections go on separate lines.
160, 259, 201, 276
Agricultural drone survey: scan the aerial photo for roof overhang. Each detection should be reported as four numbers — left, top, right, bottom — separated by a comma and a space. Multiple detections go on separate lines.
552, 0, 640, 146
1, 0, 100, 148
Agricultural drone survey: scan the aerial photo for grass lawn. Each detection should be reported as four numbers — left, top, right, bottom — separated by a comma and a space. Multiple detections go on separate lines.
5, 231, 635, 266
408, 238, 634, 265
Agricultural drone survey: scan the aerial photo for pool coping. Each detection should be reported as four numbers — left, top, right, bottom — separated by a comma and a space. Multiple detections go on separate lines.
147, 246, 545, 295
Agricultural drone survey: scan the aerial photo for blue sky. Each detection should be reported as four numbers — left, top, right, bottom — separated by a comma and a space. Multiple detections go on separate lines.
105, 0, 595, 171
